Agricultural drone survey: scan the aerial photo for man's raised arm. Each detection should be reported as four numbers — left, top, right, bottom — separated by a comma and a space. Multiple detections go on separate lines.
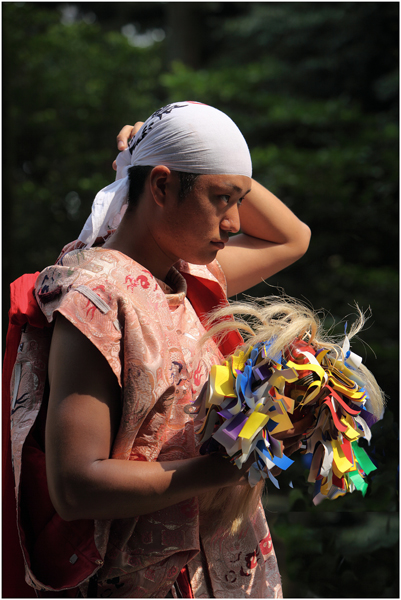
219, 179, 311, 297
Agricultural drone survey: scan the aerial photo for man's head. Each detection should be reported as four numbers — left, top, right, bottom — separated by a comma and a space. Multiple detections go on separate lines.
78, 101, 252, 247
123, 101, 252, 212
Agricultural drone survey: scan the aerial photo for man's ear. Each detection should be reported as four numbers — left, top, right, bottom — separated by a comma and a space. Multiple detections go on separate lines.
149, 165, 173, 207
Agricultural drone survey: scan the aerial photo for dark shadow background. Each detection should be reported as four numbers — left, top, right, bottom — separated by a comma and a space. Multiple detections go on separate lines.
3, 3, 399, 597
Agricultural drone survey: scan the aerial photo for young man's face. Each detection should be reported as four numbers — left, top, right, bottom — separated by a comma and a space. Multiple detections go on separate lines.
157, 173, 252, 266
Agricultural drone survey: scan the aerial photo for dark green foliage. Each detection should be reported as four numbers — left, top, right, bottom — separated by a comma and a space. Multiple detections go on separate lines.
269, 511, 399, 597
3, 3, 398, 596
3, 2, 165, 282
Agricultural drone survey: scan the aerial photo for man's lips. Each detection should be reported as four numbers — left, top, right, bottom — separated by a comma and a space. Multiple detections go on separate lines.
211, 240, 227, 250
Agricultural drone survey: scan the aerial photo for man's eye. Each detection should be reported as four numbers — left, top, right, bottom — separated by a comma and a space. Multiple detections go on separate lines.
220, 195, 244, 206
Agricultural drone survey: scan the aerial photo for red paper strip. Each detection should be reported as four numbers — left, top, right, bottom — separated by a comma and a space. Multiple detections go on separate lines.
323, 398, 348, 433
326, 385, 361, 416
340, 437, 354, 465
332, 472, 346, 490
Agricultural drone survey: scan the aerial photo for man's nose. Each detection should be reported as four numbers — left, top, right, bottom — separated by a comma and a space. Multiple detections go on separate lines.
220, 204, 241, 234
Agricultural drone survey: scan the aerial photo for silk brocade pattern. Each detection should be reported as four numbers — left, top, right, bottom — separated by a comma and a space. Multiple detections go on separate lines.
17, 247, 282, 597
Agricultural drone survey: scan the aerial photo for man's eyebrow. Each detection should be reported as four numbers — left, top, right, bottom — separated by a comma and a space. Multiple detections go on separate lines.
220, 183, 252, 195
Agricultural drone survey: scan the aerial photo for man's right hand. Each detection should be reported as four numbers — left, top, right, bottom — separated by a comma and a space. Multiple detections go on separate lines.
113, 122, 144, 170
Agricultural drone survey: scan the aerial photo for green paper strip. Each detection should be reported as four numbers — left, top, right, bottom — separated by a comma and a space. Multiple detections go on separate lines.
347, 471, 368, 497
351, 441, 377, 475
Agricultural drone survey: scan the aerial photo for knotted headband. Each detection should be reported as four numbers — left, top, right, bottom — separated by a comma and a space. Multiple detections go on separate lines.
78, 101, 252, 247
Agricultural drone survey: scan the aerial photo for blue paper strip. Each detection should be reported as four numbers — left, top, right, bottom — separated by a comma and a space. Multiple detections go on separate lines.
271, 453, 294, 470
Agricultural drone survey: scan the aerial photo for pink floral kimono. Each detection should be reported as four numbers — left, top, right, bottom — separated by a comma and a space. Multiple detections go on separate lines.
10, 246, 282, 598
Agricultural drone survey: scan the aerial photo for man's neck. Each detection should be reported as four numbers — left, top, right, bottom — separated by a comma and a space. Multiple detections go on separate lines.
102, 210, 174, 282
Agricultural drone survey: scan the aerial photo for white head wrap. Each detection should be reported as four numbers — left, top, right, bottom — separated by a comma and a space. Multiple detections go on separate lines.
78, 101, 252, 246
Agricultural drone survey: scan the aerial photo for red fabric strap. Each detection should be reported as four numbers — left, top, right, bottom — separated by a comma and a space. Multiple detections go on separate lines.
2, 273, 45, 598
182, 270, 243, 357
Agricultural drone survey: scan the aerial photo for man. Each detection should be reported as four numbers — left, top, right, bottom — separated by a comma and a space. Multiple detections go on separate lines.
8, 102, 311, 597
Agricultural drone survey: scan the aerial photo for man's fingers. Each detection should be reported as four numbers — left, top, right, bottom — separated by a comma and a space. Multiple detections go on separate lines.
113, 122, 145, 170
117, 125, 135, 151
116, 122, 145, 151
131, 121, 144, 136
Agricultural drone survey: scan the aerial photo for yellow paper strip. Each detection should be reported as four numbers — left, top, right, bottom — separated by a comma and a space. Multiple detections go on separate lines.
327, 375, 365, 399
286, 360, 326, 382
332, 440, 354, 474
333, 360, 365, 387
298, 381, 322, 406
315, 348, 331, 365
238, 411, 270, 440
268, 410, 294, 435
231, 347, 252, 374
210, 364, 236, 400
329, 366, 359, 390
320, 476, 330, 495
340, 415, 361, 441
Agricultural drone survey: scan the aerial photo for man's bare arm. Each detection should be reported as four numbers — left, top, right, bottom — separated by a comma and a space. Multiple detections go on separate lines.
46, 315, 251, 521
219, 179, 311, 297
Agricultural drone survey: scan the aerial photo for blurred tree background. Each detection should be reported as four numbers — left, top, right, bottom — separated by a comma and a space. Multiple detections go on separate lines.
3, 2, 398, 597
